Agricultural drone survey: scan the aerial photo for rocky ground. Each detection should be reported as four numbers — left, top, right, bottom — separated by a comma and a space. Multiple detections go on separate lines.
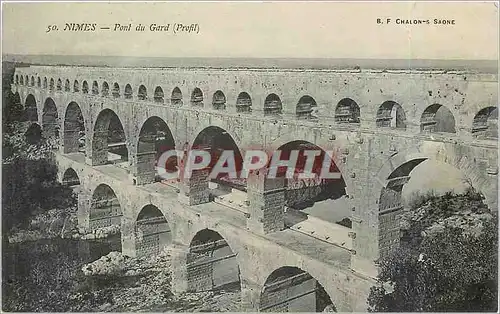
75, 249, 241, 312
6, 209, 241, 312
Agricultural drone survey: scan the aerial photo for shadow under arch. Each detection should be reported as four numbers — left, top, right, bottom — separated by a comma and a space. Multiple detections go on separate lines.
236, 92, 252, 113
134, 204, 172, 257
42, 97, 59, 139
420, 103, 456, 133
264, 93, 282, 116
92, 81, 99, 95
64, 101, 85, 154
24, 94, 38, 122
82, 81, 89, 94
91, 108, 128, 166
135, 116, 176, 184
102, 81, 109, 96
335, 98, 360, 124
376, 101, 406, 129
171, 87, 183, 106
62, 168, 80, 187
138, 84, 147, 100
375, 143, 495, 258
296, 95, 318, 120
154, 86, 164, 103
90, 183, 123, 233
270, 140, 350, 230
191, 87, 203, 107
186, 228, 241, 293
112, 82, 120, 98
191, 125, 245, 191
212, 90, 226, 110
472, 106, 497, 139
259, 266, 336, 312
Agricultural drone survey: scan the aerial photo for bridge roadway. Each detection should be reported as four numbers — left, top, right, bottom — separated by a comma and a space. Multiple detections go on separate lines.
11, 64, 499, 312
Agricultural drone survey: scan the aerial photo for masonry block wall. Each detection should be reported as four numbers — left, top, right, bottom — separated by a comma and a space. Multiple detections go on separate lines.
11, 64, 498, 312
178, 168, 210, 206
246, 169, 286, 234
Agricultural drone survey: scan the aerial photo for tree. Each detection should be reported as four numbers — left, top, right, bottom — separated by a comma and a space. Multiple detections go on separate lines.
368, 190, 498, 312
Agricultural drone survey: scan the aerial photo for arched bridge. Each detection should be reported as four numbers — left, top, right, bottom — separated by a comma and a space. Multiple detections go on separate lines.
11, 65, 498, 312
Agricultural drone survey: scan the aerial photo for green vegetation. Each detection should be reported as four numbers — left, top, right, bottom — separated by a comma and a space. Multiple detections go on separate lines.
368, 189, 498, 312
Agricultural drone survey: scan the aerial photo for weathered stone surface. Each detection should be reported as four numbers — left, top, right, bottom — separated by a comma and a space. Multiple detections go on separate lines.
11, 64, 498, 312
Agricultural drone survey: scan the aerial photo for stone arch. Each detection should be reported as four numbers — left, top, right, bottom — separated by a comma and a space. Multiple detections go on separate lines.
64, 101, 85, 154
192, 125, 245, 191
64, 79, 70, 91
24, 94, 38, 122
264, 93, 282, 116
296, 95, 317, 120
101, 81, 109, 96
25, 122, 42, 145
376, 101, 406, 129
20, 75, 24, 85
73, 80, 79, 92
43, 77, 47, 89
25, 75, 28, 86
112, 82, 120, 98
56, 78, 62, 91
42, 97, 59, 139
377, 158, 427, 258
62, 168, 80, 186
259, 266, 336, 312
191, 87, 204, 107
335, 98, 360, 124
15, 74, 19, 84
171, 87, 183, 106
375, 144, 495, 258
134, 204, 172, 257
135, 116, 176, 184
266, 135, 351, 195
472, 106, 497, 139
82, 80, 89, 94
30, 76, 35, 87
236, 92, 252, 113
91, 109, 128, 166
49, 78, 55, 91
212, 90, 226, 110
92, 81, 99, 95
37, 77, 41, 88
420, 103, 456, 133
138, 84, 147, 100
89, 183, 123, 233
186, 228, 241, 292
376, 145, 492, 200
272, 140, 349, 227
124, 84, 133, 99
153, 86, 164, 103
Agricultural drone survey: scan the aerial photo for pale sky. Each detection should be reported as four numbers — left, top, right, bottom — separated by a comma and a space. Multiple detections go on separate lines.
2, 1, 499, 60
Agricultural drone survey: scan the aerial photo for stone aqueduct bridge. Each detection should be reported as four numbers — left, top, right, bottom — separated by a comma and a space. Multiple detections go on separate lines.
12, 65, 499, 312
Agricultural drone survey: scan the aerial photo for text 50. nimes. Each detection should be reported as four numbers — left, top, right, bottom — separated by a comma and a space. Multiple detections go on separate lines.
46, 23, 200, 33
